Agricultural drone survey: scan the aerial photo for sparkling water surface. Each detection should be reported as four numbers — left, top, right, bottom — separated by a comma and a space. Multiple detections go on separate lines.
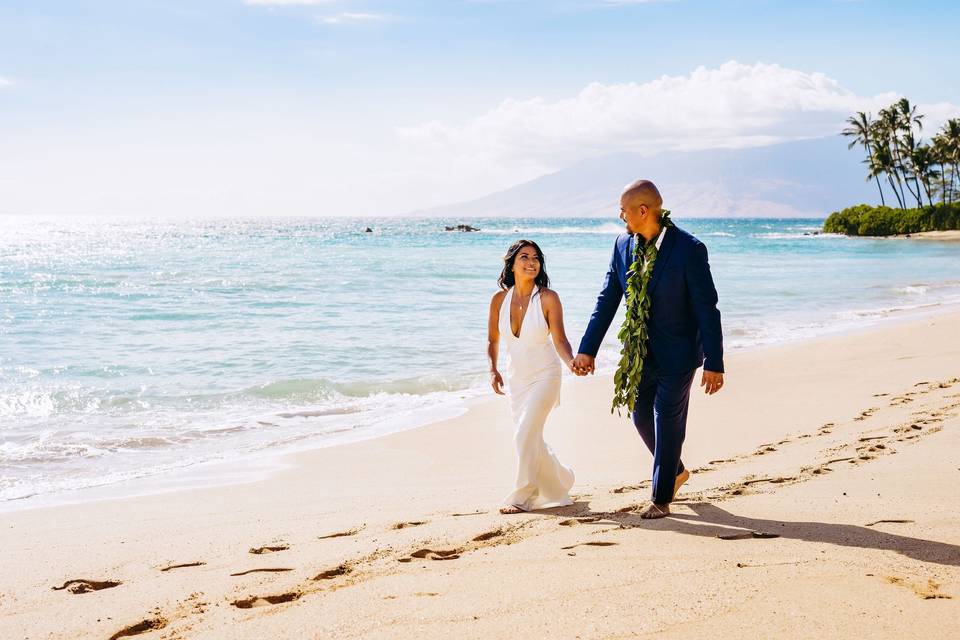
2, 215, 959, 505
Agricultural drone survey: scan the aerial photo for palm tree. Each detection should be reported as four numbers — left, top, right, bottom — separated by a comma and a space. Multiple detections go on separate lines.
896, 98, 926, 206
842, 112, 885, 205
874, 112, 909, 208
870, 142, 905, 208
910, 143, 939, 205
931, 135, 949, 203
939, 118, 960, 203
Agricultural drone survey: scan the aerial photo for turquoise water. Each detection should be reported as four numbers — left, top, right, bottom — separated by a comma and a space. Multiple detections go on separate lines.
2, 215, 959, 504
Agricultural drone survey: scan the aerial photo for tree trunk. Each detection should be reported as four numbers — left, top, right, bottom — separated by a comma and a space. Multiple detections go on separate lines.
887, 174, 905, 208
940, 166, 948, 205
890, 139, 920, 205
863, 142, 885, 206
874, 175, 886, 206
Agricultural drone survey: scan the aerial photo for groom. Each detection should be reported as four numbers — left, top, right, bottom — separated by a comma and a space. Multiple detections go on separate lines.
573, 179, 724, 519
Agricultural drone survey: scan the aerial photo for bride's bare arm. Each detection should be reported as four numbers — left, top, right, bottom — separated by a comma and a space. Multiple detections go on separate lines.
541, 289, 576, 371
488, 291, 506, 395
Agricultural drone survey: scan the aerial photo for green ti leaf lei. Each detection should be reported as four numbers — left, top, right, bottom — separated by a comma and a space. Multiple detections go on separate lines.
611, 209, 674, 415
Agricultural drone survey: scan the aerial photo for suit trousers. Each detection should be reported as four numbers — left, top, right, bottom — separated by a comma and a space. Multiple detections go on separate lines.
631, 360, 696, 504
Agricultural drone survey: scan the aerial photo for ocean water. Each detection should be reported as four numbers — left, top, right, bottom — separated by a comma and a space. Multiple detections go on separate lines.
2, 215, 960, 506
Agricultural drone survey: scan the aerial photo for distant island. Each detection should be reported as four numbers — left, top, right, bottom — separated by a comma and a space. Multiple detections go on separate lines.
824, 100, 959, 236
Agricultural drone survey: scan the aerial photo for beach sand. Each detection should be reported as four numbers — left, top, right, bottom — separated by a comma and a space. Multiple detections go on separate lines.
897, 230, 960, 241
2, 310, 959, 639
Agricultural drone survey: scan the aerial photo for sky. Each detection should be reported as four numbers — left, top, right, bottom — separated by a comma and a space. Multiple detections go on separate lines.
1, 0, 958, 217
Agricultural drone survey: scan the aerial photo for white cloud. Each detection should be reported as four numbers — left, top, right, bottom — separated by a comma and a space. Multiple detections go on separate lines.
398, 61, 919, 174
317, 11, 390, 25
0, 76, 13, 88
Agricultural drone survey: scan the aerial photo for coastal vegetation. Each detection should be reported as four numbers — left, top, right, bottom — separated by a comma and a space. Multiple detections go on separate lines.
824, 100, 960, 236
823, 202, 960, 236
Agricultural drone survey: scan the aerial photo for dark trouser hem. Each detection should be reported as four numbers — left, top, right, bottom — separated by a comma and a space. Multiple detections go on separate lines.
631, 364, 696, 504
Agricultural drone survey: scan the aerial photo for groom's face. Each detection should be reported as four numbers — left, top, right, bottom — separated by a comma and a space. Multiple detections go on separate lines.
619, 195, 648, 235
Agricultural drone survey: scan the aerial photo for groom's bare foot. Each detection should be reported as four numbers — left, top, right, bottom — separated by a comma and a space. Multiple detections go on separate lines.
640, 502, 670, 519
673, 468, 690, 499
499, 505, 524, 515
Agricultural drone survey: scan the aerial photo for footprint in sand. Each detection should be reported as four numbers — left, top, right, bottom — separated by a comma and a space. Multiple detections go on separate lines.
230, 568, 293, 576
52, 579, 121, 594
742, 476, 795, 486
313, 564, 352, 580
472, 528, 505, 542
108, 617, 168, 640
392, 521, 427, 530
400, 548, 462, 562
558, 516, 603, 526
865, 519, 915, 527
159, 562, 205, 572
249, 544, 289, 555
885, 576, 953, 600
318, 526, 364, 539
231, 591, 301, 609
612, 481, 650, 494
560, 541, 617, 550
717, 531, 780, 540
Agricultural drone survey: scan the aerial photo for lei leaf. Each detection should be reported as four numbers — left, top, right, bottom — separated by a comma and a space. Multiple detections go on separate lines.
611, 209, 674, 414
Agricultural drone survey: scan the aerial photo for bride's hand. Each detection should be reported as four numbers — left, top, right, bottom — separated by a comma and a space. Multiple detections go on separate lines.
490, 370, 505, 395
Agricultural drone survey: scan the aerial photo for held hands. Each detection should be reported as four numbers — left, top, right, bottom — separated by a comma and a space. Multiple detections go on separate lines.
490, 369, 505, 395
701, 370, 724, 395
571, 354, 595, 376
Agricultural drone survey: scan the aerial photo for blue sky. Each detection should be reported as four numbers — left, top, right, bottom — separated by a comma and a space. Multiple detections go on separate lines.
1, 1, 958, 216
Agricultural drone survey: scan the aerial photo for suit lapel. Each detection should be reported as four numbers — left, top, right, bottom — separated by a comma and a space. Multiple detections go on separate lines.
647, 226, 676, 297
621, 234, 635, 285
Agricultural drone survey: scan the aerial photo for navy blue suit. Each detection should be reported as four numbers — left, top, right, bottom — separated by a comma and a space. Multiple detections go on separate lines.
578, 225, 723, 504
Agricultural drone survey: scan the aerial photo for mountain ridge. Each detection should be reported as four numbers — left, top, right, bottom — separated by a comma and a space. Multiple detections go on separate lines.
407, 137, 879, 219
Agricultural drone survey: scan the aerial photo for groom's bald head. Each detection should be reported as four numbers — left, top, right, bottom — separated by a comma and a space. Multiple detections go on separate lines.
619, 179, 664, 239
621, 179, 663, 215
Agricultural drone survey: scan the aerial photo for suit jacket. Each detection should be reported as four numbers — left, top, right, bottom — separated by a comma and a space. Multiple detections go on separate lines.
578, 225, 724, 374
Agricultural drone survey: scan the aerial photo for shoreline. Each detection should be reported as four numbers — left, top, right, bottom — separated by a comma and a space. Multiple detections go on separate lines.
6, 297, 960, 515
894, 229, 960, 241
2, 306, 958, 638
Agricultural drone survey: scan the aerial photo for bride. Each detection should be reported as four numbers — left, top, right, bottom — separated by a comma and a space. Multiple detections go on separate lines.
487, 239, 578, 514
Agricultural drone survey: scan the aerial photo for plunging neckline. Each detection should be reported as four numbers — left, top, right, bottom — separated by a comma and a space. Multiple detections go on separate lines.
509, 286, 538, 340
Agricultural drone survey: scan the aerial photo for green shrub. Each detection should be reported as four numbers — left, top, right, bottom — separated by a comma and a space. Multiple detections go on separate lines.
823, 202, 960, 236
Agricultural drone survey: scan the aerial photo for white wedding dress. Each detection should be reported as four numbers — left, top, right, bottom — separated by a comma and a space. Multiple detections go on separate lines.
498, 286, 575, 511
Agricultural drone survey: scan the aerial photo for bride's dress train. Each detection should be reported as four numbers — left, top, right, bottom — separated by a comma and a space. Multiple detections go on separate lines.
499, 286, 574, 511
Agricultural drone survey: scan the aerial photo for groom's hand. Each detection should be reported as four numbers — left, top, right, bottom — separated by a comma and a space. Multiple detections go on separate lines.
701, 370, 724, 395
572, 354, 595, 376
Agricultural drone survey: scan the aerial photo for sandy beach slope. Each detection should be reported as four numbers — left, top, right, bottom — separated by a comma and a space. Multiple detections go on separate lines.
2, 310, 959, 639
897, 230, 960, 241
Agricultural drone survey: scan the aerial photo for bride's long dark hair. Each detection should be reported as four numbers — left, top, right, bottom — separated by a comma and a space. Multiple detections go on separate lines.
498, 239, 550, 291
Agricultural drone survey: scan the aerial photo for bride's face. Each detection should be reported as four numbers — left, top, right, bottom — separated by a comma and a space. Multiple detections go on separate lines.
512, 246, 541, 281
